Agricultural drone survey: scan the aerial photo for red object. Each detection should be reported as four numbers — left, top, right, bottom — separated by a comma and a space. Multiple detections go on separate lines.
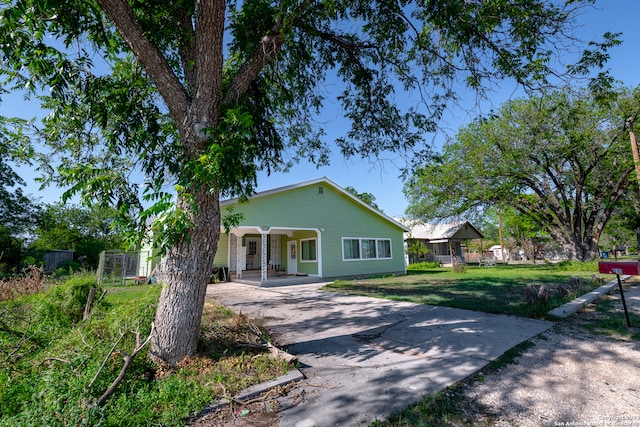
598, 261, 640, 276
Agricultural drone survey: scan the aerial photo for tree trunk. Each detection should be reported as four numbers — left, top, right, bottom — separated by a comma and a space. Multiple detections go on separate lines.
149, 186, 220, 366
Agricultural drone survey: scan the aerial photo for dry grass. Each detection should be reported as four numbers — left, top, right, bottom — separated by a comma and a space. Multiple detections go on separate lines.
0, 266, 48, 301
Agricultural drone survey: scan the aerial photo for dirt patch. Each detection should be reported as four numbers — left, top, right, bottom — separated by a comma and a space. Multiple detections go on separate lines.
461, 279, 640, 427
188, 401, 280, 427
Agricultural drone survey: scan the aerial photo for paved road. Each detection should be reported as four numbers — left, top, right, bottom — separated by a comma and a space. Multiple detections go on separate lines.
206, 282, 552, 426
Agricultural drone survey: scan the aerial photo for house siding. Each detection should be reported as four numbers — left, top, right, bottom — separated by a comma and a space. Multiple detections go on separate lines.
214, 179, 406, 278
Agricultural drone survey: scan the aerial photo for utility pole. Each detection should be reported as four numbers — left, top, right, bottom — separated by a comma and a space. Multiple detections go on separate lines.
498, 207, 506, 263
626, 117, 640, 262
627, 117, 640, 190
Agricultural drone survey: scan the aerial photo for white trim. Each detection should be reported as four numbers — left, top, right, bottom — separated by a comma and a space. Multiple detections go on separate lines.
341, 237, 393, 261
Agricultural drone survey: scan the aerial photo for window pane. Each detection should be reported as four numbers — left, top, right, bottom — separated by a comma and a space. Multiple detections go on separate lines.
377, 240, 391, 258
309, 240, 316, 260
362, 239, 376, 258
343, 239, 360, 259
301, 239, 317, 261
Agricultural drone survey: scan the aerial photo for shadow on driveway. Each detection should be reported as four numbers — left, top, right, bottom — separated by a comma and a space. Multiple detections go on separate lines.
206, 282, 552, 426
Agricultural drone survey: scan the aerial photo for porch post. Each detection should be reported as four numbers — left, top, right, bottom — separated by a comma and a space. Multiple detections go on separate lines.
235, 233, 243, 279
316, 229, 323, 278
261, 232, 268, 283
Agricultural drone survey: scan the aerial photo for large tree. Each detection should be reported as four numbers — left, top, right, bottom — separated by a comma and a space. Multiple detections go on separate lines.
405, 87, 640, 261
0, 0, 612, 364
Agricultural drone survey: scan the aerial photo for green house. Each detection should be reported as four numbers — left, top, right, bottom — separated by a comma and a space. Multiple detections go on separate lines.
213, 177, 408, 284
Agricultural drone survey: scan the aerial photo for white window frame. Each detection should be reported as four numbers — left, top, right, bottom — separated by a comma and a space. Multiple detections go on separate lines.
342, 237, 393, 261
300, 238, 317, 263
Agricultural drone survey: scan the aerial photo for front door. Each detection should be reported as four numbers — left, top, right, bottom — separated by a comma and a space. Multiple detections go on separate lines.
287, 241, 297, 275
246, 238, 261, 270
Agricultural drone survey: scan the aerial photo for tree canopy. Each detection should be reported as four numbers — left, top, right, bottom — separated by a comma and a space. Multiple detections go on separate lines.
0, 0, 614, 364
405, 86, 640, 261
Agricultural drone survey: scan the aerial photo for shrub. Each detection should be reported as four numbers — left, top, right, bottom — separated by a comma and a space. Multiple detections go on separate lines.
37, 273, 96, 326
555, 260, 599, 272
51, 260, 82, 278
408, 261, 441, 270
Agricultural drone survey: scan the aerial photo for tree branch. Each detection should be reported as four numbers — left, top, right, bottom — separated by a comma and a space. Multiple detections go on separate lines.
95, 324, 153, 406
224, 22, 284, 105
96, 0, 189, 126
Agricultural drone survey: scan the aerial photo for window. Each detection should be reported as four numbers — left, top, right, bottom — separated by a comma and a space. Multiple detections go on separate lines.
377, 239, 391, 258
301, 238, 317, 262
247, 240, 257, 256
362, 239, 376, 258
343, 239, 360, 260
342, 238, 392, 260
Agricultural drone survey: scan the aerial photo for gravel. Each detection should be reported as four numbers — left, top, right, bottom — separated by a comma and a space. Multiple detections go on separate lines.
463, 280, 640, 427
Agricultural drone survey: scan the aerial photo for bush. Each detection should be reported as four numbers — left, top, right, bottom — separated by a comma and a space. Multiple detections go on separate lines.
52, 260, 82, 278
555, 260, 599, 272
408, 261, 441, 270
37, 273, 96, 326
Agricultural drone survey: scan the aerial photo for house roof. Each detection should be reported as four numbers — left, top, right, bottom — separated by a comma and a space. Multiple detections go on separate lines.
397, 219, 484, 242
220, 177, 410, 232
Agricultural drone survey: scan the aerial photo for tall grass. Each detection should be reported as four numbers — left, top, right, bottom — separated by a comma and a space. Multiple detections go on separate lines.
0, 266, 48, 301
0, 274, 292, 426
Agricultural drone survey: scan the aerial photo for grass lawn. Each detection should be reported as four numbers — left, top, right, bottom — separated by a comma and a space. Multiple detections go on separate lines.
325, 263, 604, 318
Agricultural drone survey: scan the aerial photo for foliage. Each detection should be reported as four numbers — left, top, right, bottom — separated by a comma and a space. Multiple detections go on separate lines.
555, 260, 600, 272
405, 86, 640, 261
406, 241, 431, 264
0, 117, 38, 274
0, 278, 291, 426
0, 117, 36, 234
407, 261, 441, 270
345, 186, 381, 211
0, 0, 613, 247
28, 204, 125, 269
0, 226, 25, 275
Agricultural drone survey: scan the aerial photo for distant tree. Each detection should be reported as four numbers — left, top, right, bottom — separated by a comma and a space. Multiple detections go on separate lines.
0, 0, 614, 364
495, 205, 549, 262
29, 204, 125, 268
0, 117, 37, 273
406, 241, 430, 264
344, 186, 381, 211
405, 87, 640, 261
601, 188, 640, 258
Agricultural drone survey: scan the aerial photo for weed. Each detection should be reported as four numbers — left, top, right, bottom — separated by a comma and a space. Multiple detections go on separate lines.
0, 266, 48, 301
1, 277, 292, 427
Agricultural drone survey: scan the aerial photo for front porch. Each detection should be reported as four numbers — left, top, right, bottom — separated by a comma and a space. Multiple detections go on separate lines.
227, 269, 326, 287
222, 225, 323, 285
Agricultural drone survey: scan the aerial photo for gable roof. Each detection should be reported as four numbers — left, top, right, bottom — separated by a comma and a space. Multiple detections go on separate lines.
220, 177, 409, 232
398, 219, 483, 242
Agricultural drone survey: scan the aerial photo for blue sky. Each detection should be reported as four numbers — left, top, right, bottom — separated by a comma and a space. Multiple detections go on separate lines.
3, 0, 640, 218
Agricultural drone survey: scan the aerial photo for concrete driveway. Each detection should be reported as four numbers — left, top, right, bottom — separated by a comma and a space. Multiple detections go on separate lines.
206, 281, 552, 426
